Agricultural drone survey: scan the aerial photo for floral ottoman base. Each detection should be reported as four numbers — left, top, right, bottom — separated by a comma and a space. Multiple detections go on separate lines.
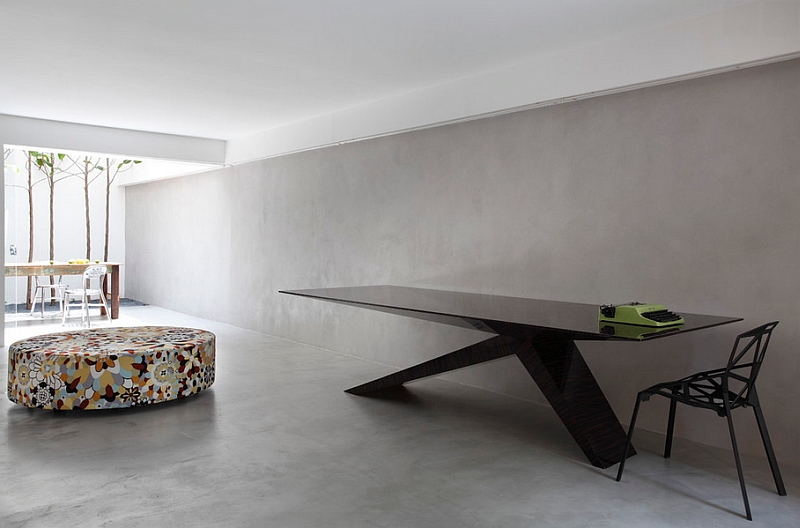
7, 326, 215, 410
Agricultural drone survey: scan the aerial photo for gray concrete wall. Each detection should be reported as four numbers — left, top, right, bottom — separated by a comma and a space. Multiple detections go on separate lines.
126, 59, 800, 466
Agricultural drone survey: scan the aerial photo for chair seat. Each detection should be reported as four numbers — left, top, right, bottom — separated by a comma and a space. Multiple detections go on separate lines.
643, 371, 750, 416
36, 284, 63, 291
65, 288, 104, 297
62, 265, 111, 327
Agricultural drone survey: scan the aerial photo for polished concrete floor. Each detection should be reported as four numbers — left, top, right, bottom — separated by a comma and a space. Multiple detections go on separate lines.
2, 306, 798, 527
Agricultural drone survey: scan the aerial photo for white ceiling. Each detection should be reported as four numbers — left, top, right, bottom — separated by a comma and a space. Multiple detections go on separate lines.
0, 0, 755, 141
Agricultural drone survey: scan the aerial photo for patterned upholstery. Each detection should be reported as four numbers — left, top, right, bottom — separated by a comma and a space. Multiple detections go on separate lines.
7, 326, 215, 410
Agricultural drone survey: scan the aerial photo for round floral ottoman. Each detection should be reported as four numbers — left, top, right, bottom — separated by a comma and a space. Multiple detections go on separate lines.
7, 326, 215, 410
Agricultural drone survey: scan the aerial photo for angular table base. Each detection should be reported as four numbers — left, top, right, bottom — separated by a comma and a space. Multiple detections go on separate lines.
346, 332, 633, 469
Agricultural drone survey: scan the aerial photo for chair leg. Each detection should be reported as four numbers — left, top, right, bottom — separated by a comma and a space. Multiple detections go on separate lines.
83, 291, 90, 328
665, 397, 677, 458
63, 293, 76, 325
750, 392, 786, 496
29, 287, 40, 317
57, 287, 65, 320
726, 409, 752, 521
100, 289, 111, 323
616, 395, 642, 482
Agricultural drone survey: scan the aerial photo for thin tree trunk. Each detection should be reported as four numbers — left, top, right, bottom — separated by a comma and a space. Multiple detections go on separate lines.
101, 159, 112, 296
48, 153, 57, 303
48, 153, 55, 262
104, 159, 110, 262
84, 158, 91, 259
26, 152, 34, 309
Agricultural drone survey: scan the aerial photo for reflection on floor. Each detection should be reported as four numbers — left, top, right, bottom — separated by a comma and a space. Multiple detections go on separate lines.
2, 305, 798, 527
5, 297, 147, 320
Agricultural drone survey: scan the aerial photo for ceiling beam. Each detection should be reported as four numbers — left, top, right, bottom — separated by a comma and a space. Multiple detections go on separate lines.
0, 114, 225, 165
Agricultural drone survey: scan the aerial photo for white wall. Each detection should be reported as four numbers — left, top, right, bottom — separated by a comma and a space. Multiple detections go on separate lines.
125, 59, 800, 467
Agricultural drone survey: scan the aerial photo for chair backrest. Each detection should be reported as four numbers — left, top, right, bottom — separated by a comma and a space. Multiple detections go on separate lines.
724, 321, 779, 408
82, 265, 108, 287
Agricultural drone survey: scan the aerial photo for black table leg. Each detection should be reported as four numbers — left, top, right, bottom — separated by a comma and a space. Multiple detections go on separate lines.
516, 331, 634, 469
347, 330, 633, 468
346, 334, 523, 395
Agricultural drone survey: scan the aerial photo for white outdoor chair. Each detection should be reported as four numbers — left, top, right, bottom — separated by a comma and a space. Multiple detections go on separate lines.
29, 276, 66, 318
62, 265, 112, 327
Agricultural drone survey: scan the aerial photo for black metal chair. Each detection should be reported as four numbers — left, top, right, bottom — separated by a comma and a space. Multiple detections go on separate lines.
615, 321, 786, 521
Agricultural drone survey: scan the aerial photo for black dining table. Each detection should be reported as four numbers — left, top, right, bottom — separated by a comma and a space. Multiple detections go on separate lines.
280, 285, 742, 468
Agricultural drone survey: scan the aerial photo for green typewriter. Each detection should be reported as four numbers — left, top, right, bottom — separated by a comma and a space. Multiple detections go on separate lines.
598, 302, 684, 327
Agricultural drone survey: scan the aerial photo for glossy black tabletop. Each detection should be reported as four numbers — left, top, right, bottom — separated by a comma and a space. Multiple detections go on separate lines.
279, 285, 742, 341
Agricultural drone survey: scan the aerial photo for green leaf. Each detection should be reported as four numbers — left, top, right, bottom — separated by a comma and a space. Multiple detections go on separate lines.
57, 153, 66, 161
